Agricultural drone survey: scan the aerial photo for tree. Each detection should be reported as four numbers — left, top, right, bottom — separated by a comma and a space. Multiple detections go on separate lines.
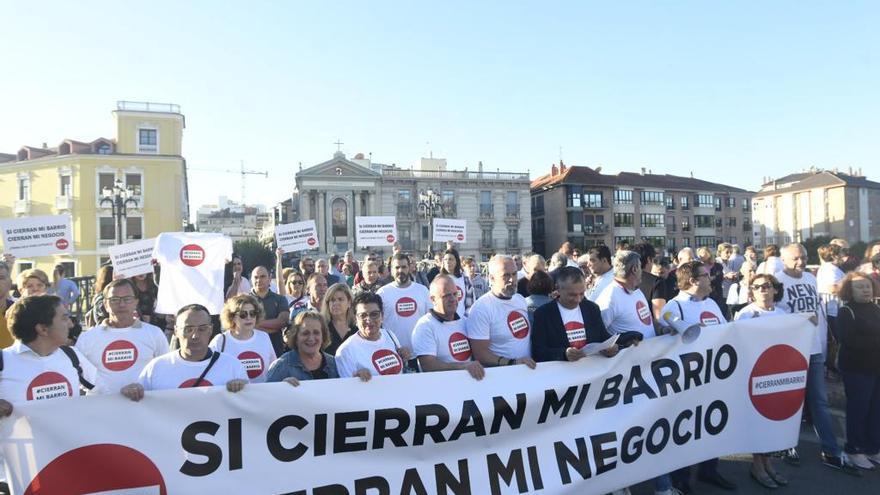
234, 239, 275, 275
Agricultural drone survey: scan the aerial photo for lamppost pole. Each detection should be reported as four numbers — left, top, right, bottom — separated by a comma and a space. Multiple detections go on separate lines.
100, 179, 139, 245
418, 189, 443, 258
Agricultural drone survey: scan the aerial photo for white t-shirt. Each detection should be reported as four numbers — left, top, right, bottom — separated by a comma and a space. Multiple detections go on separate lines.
774, 270, 826, 355
449, 274, 467, 317
412, 313, 472, 364
376, 282, 431, 350
466, 292, 532, 359
229, 277, 252, 297
757, 257, 785, 275
558, 302, 587, 349
594, 281, 656, 339
75, 320, 169, 395
137, 350, 247, 390
816, 263, 844, 317
152, 232, 233, 315
726, 282, 750, 306
0, 342, 96, 403
733, 303, 787, 321
209, 330, 277, 383
661, 293, 727, 327
335, 330, 404, 378
587, 270, 614, 302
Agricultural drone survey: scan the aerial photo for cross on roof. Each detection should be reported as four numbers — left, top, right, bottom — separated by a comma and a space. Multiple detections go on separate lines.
334, 140, 344, 152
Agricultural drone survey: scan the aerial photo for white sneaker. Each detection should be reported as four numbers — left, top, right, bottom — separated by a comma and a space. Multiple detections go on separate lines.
655, 489, 683, 495
867, 452, 880, 465
848, 453, 875, 470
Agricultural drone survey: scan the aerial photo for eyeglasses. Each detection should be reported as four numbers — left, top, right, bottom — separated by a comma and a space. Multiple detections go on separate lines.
751, 283, 772, 291
237, 310, 258, 319
355, 311, 382, 321
179, 324, 213, 335
107, 296, 136, 304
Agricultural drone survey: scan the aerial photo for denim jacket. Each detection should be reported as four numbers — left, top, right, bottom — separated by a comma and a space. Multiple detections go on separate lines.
266, 350, 339, 382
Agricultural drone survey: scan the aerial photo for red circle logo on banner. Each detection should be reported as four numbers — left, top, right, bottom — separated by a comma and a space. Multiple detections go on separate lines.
749, 344, 808, 421
55, 238, 69, 250
506, 311, 530, 339
564, 321, 587, 349
456, 233, 464, 241
238, 350, 264, 379
179, 244, 205, 267
102, 340, 139, 371
372, 349, 402, 375
386, 234, 396, 243
448, 331, 472, 361
307, 237, 317, 246
24, 443, 167, 495
179, 377, 214, 388
636, 300, 652, 325
700, 311, 721, 326
395, 297, 417, 317
27, 372, 72, 401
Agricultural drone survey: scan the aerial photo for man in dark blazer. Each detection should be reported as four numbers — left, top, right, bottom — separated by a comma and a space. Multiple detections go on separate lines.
531, 266, 641, 362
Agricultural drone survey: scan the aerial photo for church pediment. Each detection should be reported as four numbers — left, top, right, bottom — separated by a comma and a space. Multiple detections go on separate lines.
297, 153, 380, 179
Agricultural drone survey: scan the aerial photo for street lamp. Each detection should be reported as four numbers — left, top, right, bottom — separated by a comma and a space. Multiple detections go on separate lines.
418, 189, 444, 258
100, 179, 139, 245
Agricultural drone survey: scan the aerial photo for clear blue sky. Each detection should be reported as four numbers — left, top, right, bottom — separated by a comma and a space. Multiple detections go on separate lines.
1, 1, 877, 217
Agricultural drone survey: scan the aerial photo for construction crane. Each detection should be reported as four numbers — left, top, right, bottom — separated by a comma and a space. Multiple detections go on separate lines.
188, 160, 268, 204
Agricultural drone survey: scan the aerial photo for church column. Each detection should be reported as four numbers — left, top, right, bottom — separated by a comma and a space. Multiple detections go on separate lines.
317, 192, 326, 254
301, 191, 311, 222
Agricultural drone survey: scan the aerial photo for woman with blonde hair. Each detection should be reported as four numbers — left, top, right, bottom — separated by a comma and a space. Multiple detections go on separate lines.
321, 283, 357, 355
284, 271, 308, 311
209, 294, 276, 383
266, 311, 338, 384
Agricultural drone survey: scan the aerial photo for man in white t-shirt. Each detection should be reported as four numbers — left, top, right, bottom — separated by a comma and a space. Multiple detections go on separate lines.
774, 243, 855, 473
594, 250, 656, 339
412, 275, 485, 379
377, 254, 430, 355
335, 292, 412, 380
120, 304, 247, 400
76, 279, 169, 395
153, 232, 233, 315
586, 245, 614, 301
468, 255, 536, 369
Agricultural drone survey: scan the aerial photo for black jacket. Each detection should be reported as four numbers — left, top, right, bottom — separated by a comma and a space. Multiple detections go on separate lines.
531, 299, 642, 362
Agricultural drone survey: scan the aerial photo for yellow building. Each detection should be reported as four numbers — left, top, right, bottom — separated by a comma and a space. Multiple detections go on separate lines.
0, 101, 189, 277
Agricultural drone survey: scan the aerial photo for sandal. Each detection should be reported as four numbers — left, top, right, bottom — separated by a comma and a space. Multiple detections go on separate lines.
750, 468, 779, 489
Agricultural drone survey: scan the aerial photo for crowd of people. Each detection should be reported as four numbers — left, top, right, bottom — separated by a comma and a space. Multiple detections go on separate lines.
0, 237, 879, 495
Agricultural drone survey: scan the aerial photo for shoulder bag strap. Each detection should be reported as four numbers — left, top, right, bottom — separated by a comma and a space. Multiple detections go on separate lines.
60, 345, 94, 390
192, 351, 221, 388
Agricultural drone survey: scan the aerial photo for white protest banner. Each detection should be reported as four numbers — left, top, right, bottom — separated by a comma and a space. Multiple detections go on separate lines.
0, 214, 74, 257
356, 216, 398, 247
275, 220, 319, 252
433, 218, 467, 243
108, 238, 157, 277
1, 315, 812, 495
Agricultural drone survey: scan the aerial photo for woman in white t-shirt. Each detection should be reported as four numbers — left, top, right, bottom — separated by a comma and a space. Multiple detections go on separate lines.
335, 292, 412, 380
210, 294, 277, 383
726, 261, 756, 319
732, 273, 789, 489
439, 249, 472, 317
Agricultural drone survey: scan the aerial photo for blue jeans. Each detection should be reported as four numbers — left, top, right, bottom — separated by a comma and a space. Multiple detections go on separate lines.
842, 370, 880, 455
806, 353, 841, 456
654, 473, 671, 492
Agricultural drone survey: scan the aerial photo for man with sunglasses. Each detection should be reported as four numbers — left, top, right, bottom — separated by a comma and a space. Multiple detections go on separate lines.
121, 304, 247, 400
76, 279, 169, 395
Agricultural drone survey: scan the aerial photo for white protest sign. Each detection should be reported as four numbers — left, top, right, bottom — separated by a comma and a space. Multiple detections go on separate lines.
274, 220, 319, 252
433, 218, 467, 243
0, 214, 74, 257
355, 216, 398, 247
108, 238, 157, 277
2, 315, 812, 495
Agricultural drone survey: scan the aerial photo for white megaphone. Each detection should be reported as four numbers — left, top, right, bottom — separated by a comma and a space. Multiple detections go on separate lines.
663, 312, 701, 344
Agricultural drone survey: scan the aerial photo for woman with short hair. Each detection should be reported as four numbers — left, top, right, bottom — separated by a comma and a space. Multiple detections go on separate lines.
210, 294, 276, 383
266, 311, 338, 385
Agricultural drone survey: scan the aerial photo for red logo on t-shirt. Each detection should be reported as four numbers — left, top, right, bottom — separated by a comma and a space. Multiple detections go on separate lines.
55, 238, 69, 250
27, 372, 72, 401
238, 350, 264, 379
307, 237, 317, 246
448, 332, 471, 361
179, 244, 205, 267
636, 300, 652, 325
396, 297, 417, 317
179, 377, 214, 388
455, 286, 463, 301
372, 349, 402, 375
386, 234, 396, 243
749, 344, 808, 421
564, 321, 587, 349
456, 233, 464, 241
506, 311, 530, 339
102, 340, 139, 371
700, 311, 721, 326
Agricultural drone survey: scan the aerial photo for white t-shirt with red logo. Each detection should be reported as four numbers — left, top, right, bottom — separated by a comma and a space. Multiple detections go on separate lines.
152, 232, 233, 315
137, 350, 247, 390
412, 313, 472, 364
660, 293, 727, 327
334, 330, 404, 378
594, 281, 656, 339
209, 330, 277, 383
376, 282, 431, 350
451, 275, 467, 317
558, 303, 588, 349
466, 292, 532, 359
0, 342, 97, 403
75, 320, 170, 395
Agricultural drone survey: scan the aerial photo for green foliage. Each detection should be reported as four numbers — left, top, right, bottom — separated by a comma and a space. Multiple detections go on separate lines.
801, 235, 832, 265
233, 239, 274, 274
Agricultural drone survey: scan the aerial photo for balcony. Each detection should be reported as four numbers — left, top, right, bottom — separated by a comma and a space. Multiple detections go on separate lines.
14, 199, 30, 215
55, 195, 72, 210
396, 203, 414, 218
582, 200, 606, 210
117, 101, 181, 113
583, 225, 608, 235
506, 237, 521, 249
479, 204, 494, 218
480, 238, 497, 250
505, 204, 520, 218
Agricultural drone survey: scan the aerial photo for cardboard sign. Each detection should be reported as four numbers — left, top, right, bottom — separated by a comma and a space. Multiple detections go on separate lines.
275, 220, 319, 252
108, 238, 156, 277
432, 218, 467, 243
355, 216, 398, 247
0, 214, 74, 257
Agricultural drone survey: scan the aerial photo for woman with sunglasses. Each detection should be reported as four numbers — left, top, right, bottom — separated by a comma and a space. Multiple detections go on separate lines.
210, 294, 276, 383
733, 273, 789, 488
285, 272, 308, 312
